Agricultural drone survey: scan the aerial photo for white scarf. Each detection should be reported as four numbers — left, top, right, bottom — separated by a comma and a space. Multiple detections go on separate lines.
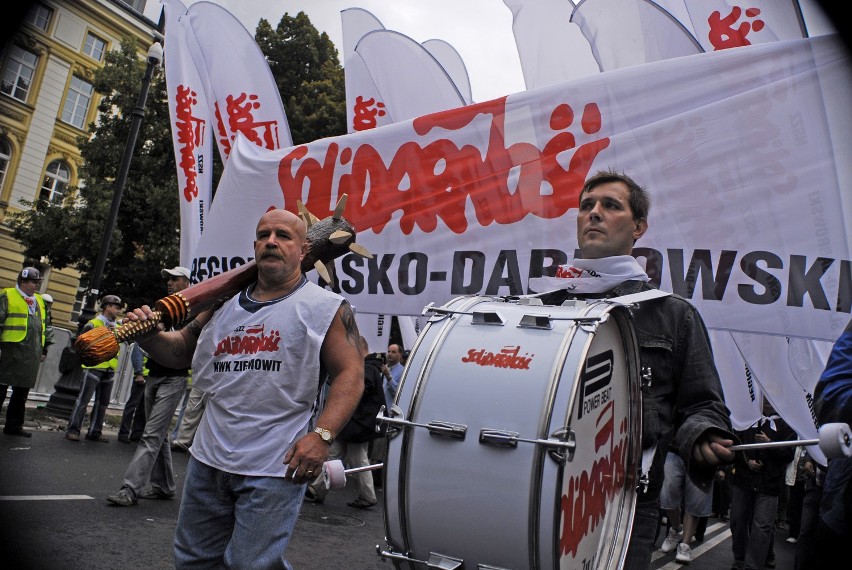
528, 255, 650, 295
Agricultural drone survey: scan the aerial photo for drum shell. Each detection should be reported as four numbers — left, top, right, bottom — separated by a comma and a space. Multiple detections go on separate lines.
382, 296, 641, 569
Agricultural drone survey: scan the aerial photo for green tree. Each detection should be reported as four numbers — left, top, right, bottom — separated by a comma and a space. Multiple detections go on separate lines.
9, 11, 343, 311
255, 12, 346, 144
10, 38, 182, 310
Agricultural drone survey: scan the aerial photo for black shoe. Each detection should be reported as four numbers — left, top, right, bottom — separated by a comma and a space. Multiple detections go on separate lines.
84, 434, 109, 443
129, 435, 142, 442
117, 435, 131, 443
3, 429, 32, 438
106, 489, 137, 506
139, 489, 174, 500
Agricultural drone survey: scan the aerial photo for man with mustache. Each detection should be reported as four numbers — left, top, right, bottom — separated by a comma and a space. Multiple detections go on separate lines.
124, 209, 364, 568
532, 170, 735, 568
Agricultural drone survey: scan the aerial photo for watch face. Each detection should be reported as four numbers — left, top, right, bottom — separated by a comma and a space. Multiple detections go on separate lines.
316, 427, 331, 442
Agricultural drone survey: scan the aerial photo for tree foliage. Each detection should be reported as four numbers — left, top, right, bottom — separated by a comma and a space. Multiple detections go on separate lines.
255, 12, 346, 144
10, 38, 181, 309
10, 13, 344, 310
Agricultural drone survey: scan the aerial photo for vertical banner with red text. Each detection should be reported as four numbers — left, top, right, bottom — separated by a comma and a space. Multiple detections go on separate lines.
164, 0, 213, 267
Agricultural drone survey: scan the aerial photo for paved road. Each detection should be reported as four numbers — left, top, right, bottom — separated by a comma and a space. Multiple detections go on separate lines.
0, 417, 798, 569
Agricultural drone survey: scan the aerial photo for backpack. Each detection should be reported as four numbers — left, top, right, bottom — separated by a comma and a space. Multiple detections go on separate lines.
337, 357, 386, 443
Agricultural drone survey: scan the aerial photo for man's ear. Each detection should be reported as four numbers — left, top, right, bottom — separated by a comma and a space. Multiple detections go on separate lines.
633, 218, 648, 242
300, 240, 310, 260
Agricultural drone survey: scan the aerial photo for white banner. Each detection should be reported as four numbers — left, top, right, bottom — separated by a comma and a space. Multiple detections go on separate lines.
163, 0, 214, 267
184, 1, 292, 162
191, 35, 851, 343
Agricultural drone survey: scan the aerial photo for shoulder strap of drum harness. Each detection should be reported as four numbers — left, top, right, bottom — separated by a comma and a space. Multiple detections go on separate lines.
604, 288, 672, 494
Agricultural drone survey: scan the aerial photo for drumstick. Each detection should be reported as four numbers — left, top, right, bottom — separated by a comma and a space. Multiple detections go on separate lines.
729, 422, 851, 459
74, 197, 372, 366
322, 459, 384, 489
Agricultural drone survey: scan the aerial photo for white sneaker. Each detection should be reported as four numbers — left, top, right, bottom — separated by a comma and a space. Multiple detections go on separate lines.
675, 542, 691, 564
661, 527, 681, 554
786, 537, 798, 544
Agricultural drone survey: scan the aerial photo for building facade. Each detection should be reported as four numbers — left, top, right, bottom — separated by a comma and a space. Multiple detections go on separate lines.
0, 0, 157, 332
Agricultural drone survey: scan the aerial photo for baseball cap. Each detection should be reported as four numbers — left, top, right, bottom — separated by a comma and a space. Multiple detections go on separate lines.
18, 267, 42, 281
161, 266, 190, 280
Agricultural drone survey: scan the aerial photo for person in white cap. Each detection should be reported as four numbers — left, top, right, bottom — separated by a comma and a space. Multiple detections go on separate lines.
108, 265, 192, 506
0, 267, 49, 437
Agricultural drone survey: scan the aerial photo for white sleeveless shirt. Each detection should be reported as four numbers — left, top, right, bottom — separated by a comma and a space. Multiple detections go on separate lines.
190, 278, 343, 476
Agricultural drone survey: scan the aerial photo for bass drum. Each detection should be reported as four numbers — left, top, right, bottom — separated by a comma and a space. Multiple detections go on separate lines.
380, 295, 642, 570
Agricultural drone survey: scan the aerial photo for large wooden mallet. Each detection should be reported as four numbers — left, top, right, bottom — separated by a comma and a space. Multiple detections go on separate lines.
75, 261, 258, 366
74, 196, 372, 367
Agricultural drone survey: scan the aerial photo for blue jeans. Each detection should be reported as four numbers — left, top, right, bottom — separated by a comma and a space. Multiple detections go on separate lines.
120, 375, 187, 497
174, 457, 302, 569
66, 369, 114, 437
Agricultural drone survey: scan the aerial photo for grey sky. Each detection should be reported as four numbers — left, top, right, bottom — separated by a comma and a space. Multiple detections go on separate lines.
145, 0, 836, 103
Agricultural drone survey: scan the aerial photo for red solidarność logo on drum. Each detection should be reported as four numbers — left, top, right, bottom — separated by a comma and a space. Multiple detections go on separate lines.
461, 345, 533, 370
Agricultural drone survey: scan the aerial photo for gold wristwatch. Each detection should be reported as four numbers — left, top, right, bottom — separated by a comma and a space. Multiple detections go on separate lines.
313, 426, 333, 444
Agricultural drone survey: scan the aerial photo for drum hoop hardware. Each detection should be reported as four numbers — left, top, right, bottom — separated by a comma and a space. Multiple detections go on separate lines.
423, 301, 608, 332
377, 547, 464, 569
377, 546, 464, 569
478, 428, 577, 464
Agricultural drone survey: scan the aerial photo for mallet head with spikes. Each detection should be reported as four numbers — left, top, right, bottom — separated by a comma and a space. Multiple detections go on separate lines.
299, 194, 373, 285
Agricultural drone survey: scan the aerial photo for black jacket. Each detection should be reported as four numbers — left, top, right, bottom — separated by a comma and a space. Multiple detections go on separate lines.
731, 417, 796, 496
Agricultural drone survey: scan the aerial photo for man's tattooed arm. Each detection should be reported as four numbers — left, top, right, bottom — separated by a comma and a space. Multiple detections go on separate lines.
340, 302, 360, 351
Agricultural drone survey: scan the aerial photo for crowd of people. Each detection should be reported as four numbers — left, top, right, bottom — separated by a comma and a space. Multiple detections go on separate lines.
1, 171, 850, 569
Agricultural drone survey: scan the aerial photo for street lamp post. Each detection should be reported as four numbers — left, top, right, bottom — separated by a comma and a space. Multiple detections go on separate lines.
45, 24, 165, 418
76, 38, 163, 332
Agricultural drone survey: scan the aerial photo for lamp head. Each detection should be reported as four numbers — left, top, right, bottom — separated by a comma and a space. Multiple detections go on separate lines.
147, 42, 163, 66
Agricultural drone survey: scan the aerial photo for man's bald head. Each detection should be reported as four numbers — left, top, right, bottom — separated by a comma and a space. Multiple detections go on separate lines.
256, 209, 307, 241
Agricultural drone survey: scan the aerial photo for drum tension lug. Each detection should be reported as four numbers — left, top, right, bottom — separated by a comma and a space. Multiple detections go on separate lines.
428, 421, 468, 440
376, 546, 463, 569
378, 413, 467, 440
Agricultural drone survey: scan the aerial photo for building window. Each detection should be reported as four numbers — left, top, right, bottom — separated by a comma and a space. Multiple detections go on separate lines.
0, 139, 10, 191
24, 4, 53, 32
61, 76, 94, 129
83, 32, 107, 62
40, 160, 70, 203
1, 45, 38, 102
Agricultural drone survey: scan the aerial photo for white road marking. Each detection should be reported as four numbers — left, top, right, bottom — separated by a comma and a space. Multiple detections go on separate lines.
0, 495, 94, 501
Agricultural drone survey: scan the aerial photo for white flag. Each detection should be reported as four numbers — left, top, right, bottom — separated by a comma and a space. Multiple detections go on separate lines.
421, 39, 473, 104
163, 0, 213, 268
342, 9, 467, 133
571, 0, 703, 71
683, 0, 806, 52
503, 0, 599, 89
184, 1, 292, 162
